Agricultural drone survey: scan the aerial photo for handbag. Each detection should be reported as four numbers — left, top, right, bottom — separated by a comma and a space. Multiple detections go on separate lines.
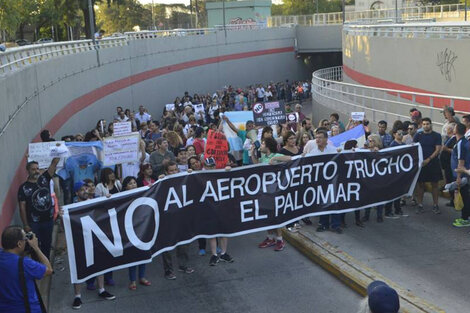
454, 188, 464, 211
18, 256, 47, 313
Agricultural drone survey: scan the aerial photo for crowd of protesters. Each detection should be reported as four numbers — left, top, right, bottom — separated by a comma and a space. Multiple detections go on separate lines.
1, 76, 465, 313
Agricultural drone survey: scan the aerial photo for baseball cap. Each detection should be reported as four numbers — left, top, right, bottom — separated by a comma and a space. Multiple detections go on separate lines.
73, 181, 87, 193
367, 281, 400, 313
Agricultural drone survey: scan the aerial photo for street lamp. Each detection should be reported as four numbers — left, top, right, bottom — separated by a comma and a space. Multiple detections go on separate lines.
88, 0, 96, 44
222, 0, 227, 38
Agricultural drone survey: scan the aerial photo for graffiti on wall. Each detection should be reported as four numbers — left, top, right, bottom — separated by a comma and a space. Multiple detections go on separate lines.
436, 48, 457, 82
230, 17, 257, 25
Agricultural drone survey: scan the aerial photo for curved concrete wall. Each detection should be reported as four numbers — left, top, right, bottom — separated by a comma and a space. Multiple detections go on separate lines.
343, 25, 470, 111
0, 28, 312, 231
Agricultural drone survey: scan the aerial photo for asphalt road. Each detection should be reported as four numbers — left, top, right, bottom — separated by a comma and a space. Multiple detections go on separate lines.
49, 232, 362, 313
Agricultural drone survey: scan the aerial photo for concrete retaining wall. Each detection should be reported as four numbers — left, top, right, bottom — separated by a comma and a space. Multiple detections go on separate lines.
0, 28, 311, 230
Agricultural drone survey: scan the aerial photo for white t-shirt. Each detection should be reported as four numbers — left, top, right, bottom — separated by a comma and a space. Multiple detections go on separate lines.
121, 152, 148, 179
304, 140, 336, 155
256, 87, 265, 98
135, 112, 152, 124
117, 116, 129, 122
306, 144, 337, 156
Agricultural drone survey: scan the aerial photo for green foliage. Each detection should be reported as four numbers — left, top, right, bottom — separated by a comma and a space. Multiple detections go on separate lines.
272, 0, 344, 15
96, 0, 151, 33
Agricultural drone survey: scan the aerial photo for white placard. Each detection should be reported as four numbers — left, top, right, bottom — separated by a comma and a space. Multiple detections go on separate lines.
113, 122, 132, 137
103, 133, 140, 166
165, 103, 175, 111
28, 141, 67, 169
351, 112, 365, 121
194, 103, 205, 115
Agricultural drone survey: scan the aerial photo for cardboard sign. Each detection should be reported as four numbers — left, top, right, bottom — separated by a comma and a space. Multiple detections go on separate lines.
351, 112, 365, 121
252, 101, 286, 126
103, 133, 140, 166
194, 103, 205, 115
204, 130, 229, 169
113, 122, 132, 137
28, 141, 67, 169
287, 113, 298, 124
165, 103, 175, 111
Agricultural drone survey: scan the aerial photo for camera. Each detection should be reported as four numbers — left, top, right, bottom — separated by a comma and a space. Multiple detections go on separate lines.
25, 232, 34, 240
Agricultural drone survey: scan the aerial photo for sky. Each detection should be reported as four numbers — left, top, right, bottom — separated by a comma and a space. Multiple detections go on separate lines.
138, 0, 283, 5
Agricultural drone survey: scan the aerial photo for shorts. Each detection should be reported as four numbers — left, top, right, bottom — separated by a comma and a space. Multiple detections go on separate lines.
418, 158, 443, 182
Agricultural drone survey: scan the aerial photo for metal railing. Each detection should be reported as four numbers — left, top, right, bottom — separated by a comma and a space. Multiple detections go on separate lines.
344, 23, 470, 39
0, 37, 127, 74
268, 4, 468, 26
124, 28, 216, 39
312, 66, 470, 129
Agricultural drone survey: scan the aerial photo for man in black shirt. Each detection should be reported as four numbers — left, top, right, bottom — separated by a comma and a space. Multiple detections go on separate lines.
18, 157, 60, 258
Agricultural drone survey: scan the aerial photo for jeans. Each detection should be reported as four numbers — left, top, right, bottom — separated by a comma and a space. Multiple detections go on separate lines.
319, 214, 341, 229
460, 184, 470, 220
30, 220, 54, 258
364, 205, 383, 219
129, 265, 146, 281
385, 200, 401, 215
162, 245, 189, 273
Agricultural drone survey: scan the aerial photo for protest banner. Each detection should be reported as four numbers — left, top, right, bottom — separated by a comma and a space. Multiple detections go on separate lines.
28, 142, 67, 169
102, 133, 140, 166
113, 122, 132, 137
63, 144, 422, 283
252, 101, 286, 126
204, 130, 229, 169
351, 112, 365, 121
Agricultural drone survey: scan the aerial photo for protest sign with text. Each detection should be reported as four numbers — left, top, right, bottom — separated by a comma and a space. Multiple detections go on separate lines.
113, 122, 132, 137
63, 144, 422, 283
253, 101, 286, 126
204, 130, 229, 169
102, 133, 140, 166
29, 141, 67, 169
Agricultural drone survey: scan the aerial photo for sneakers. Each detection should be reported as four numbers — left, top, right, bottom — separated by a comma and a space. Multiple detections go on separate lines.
98, 291, 115, 300
258, 237, 276, 248
410, 199, 418, 206
198, 249, 206, 256
432, 205, 441, 214
287, 226, 299, 233
316, 226, 328, 232
302, 217, 313, 225
164, 271, 176, 280
453, 219, 470, 227
219, 253, 234, 263
178, 266, 195, 274
331, 227, 343, 234
274, 240, 286, 251
209, 255, 220, 266
395, 210, 409, 217
415, 204, 424, 214
384, 213, 399, 219
72, 297, 82, 310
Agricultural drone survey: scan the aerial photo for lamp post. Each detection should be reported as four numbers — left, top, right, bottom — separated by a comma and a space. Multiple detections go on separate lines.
88, 0, 96, 44
222, 0, 227, 38
151, 0, 156, 30
342, 0, 345, 23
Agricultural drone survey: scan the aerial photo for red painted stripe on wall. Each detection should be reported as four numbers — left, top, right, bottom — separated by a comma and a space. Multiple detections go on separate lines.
0, 46, 294, 234
343, 65, 470, 112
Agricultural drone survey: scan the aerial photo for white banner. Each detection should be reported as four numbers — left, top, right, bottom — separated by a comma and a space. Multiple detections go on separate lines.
28, 142, 67, 169
113, 122, 132, 137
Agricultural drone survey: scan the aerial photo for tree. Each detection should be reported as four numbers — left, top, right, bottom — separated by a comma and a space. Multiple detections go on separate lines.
96, 0, 151, 33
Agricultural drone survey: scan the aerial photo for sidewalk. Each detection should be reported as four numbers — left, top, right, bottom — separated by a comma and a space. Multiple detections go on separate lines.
296, 193, 468, 313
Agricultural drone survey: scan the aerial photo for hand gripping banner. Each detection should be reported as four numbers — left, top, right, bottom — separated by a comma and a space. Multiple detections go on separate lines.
63, 144, 422, 283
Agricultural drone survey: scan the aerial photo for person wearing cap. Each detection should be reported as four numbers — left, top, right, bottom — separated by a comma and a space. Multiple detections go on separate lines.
71, 181, 116, 309
358, 281, 400, 313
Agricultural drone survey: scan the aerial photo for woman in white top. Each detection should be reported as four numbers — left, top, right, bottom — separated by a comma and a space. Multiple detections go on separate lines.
95, 168, 122, 197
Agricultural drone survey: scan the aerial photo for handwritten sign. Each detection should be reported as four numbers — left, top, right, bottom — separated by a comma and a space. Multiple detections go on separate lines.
253, 101, 286, 126
113, 122, 132, 137
351, 112, 365, 121
204, 130, 228, 169
103, 133, 140, 166
194, 104, 205, 115
165, 103, 175, 111
28, 142, 67, 169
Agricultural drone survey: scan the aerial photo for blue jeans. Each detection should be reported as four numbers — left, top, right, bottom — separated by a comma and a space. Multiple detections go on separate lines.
319, 214, 341, 229
31, 220, 54, 258
364, 205, 384, 219
128, 265, 146, 281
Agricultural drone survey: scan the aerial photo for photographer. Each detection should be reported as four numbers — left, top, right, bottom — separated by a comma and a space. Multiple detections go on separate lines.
0, 226, 53, 313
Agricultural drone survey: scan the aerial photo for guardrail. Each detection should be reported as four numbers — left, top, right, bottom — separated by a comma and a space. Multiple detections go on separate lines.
268, 3, 467, 26
311, 66, 470, 129
344, 22, 470, 39
0, 37, 127, 74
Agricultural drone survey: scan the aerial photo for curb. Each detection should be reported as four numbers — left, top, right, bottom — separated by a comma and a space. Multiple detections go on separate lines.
282, 229, 445, 313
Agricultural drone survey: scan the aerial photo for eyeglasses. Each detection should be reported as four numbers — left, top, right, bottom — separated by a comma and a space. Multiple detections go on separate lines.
408, 127, 414, 130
